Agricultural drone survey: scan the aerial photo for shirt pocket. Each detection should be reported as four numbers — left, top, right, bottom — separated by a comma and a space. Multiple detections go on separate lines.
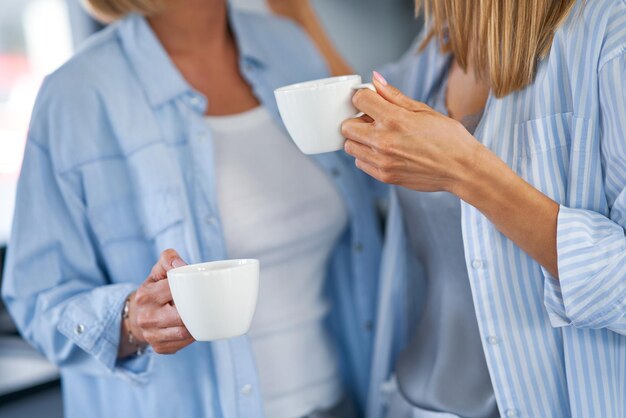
513, 112, 573, 203
87, 189, 187, 284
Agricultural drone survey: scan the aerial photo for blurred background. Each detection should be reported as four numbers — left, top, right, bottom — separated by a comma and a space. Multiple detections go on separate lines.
0, 0, 420, 416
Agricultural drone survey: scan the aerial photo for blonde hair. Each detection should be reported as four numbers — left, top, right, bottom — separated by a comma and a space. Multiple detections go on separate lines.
417, 0, 579, 97
81, 0, 163, 22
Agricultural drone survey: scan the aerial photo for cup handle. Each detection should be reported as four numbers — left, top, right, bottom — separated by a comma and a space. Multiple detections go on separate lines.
351, 83, 376, 118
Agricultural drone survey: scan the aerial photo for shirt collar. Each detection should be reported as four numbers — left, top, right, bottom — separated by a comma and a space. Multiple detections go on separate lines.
116, 9, 268, 108
228, 9, 269, 71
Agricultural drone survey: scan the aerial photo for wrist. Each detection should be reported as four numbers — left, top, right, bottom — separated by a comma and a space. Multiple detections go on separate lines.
450, 140, 504, 206
448, 135, 483, 196
118, 292, 147, 359
126, 293, 147, 345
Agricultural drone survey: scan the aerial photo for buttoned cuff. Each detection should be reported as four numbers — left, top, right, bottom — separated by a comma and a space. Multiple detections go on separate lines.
57, 283, 152, 384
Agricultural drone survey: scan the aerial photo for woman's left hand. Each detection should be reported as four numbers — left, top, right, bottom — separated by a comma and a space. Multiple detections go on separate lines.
341, 73, 482, 195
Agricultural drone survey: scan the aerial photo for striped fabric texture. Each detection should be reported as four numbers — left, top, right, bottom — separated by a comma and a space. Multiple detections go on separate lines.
379, 0, 626, 416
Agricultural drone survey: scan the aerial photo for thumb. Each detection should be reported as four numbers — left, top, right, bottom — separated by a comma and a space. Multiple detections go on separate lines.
372, 71, 430, 112
150, 249, 187, 281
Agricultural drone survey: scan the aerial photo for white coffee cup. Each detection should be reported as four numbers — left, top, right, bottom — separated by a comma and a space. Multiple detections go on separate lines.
167, 259, 260, 341
274, 75, 375, 155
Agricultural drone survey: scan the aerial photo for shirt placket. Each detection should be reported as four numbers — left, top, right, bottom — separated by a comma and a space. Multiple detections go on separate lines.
463, 207, 522, 418
183, 93, 227, 263
462, 101, 522, 418
182, 93, 265, 417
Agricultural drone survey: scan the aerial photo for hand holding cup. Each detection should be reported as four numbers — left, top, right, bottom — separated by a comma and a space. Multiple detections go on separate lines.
130, 249, 194, 355
275, 75, 376, 154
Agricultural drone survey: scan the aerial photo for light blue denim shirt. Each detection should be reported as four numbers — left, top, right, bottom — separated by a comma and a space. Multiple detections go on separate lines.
369, 1, 626, 417
1, 9, 383, 418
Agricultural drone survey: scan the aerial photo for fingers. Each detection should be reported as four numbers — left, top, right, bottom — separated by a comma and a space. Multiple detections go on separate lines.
145, 323, 195, 354
360, 114, 374, 123
135, 295, 192, 353
162, 326, 193, 342
355, 158, 381, 180
351, 88, 397, 122
159, 304, 186, 328
152, 337, 195, 355
137, 279, 173, 306
133, 252, 195, 355
345, 139, 400, 185
372, 73, 431, 113
143, 326, 192, 344
355, 158, 397, 184
344, 139, 381, 167
341, 118, 381, 148
137, 301, 185, 328
149, 249, 187, 281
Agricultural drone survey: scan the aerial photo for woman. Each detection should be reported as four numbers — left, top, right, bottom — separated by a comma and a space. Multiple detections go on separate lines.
283, 0, 626, 417
1, 0, 383, 417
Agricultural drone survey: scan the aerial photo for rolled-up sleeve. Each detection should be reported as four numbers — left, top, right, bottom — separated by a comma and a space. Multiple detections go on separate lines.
543, 53, 626, 334
1, 79, 152, 383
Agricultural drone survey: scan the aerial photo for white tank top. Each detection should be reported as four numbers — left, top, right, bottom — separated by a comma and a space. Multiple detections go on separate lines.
207, 107, 348, 418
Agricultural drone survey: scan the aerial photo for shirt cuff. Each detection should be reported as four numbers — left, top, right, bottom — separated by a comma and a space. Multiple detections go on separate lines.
542, 205, 626, 329
57, 283, 152, 384
541, 267, 571, 328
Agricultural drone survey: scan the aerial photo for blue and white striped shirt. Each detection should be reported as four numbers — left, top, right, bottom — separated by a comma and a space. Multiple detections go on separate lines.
370, 1, 626, 417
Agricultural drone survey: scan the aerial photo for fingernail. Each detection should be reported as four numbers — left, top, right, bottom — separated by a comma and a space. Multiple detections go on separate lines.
171, 258, 186, 268
373, 71, 388, 86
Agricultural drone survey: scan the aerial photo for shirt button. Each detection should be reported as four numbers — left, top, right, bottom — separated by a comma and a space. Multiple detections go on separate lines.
505, 408, 518, 417
486, 335, 500, 345
354, 242, 364, 253
189, 96, 202, 107
471, 259, 484, 269
331, 167, 340, 177
75, 324, 85, 335
240, 384, 253, 396
204, 215, 217, 226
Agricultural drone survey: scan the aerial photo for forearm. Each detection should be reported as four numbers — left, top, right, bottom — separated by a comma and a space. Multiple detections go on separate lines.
455, 144, 560, 278
268, 0, 353, 76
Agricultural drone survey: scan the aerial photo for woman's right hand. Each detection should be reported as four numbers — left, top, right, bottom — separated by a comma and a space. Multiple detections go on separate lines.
124, 249, 195, 355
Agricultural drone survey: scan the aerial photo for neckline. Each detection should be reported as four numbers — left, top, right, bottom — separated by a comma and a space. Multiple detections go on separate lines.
436, 60, 489, 135
204, 106, 269, 133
